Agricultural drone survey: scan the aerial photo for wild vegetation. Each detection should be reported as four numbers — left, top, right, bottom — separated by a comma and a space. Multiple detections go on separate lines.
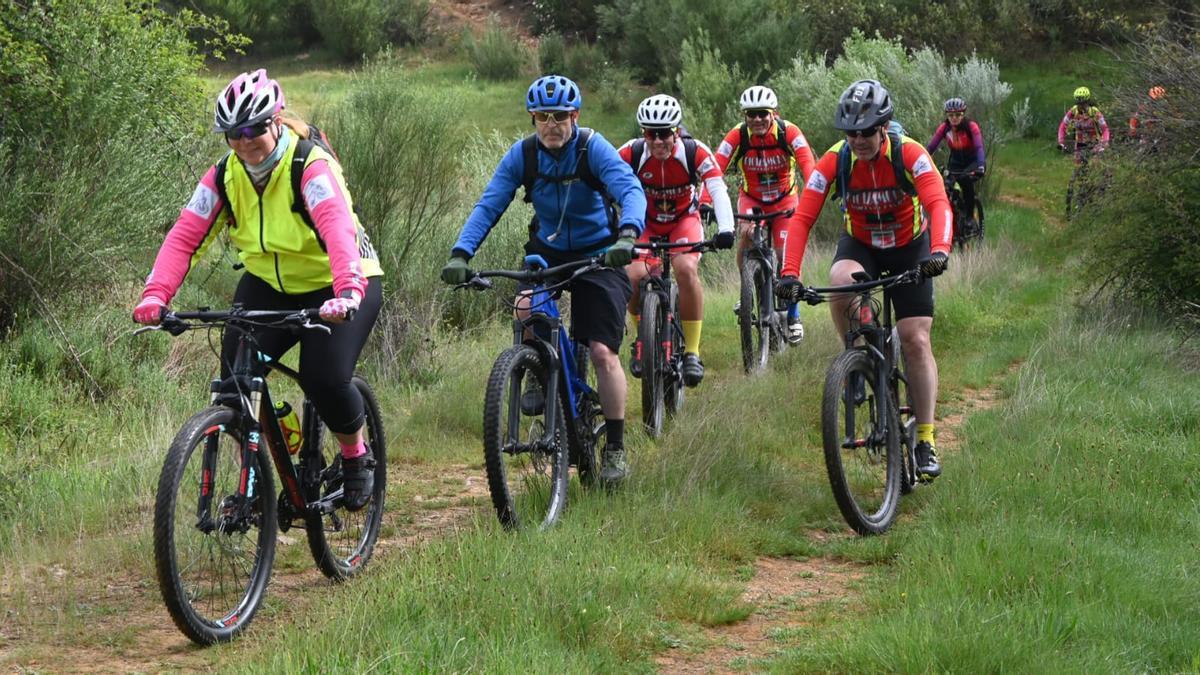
1, 0, 1198, 670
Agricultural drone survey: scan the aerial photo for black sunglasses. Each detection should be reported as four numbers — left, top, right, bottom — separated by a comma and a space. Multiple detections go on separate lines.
225, 121, 270, 141
744, 109, 772, 120
642, 127, 676, 140
845, 126, 881, 138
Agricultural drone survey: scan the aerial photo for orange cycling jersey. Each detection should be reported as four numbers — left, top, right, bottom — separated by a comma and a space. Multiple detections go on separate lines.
781, 136, 952, 278
714, 120, 816, 204
619, 138, 723, 222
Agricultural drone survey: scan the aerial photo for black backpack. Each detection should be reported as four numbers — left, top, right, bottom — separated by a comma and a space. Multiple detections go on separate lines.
833, 131, 916, 205
519, 127, 617, 228
214, 123, 345, 235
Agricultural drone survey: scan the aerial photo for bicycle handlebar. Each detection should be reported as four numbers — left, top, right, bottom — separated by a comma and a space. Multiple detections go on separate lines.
459, 257, 602, 292
735, 209, 795, 223
801, 268, 924, 304
134, 307, 330, 336
633, 239, 717, 257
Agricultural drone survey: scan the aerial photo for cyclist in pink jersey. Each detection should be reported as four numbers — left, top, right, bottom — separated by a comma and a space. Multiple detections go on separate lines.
132, 70, 383, 510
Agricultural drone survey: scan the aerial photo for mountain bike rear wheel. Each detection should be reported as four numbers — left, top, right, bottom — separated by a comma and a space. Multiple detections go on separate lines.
483, 345, 569, 530
304, 376, 387, 580
821, 349, 901, 535
568, 346, 600, 487
639, 289, 666, 438
739, 259, 770, 374
154, 405, 277, 644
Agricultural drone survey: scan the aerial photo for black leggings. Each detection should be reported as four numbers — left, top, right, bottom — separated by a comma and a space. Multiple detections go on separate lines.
220, 273, 383, 434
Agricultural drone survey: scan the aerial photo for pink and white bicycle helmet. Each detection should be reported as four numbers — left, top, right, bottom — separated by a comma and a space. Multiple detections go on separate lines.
213, 69, 285, 132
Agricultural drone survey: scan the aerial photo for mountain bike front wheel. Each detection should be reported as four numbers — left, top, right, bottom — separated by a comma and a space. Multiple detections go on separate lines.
821, 349, 901, 535
304, 376, 387, 580
639, 289, 666, 438
154, 405, 277, 644
739, 258, 770, 374
483, 345, 569, 530
663, 281, 685, 418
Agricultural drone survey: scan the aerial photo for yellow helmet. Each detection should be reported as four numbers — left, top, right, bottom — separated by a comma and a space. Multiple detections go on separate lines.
1073, 86, 1092, 102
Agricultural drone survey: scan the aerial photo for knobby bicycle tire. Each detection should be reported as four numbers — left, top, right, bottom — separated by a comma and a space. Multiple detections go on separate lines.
640, 289, 666, 437
154, 405, 277, 645
568, 346, 600, 487
821, 349, 901, 535
304, 376, 387, 580
664, 281, 685, 418
483, 345, 569, 530
889, 329, 919, 495
739, 259, 770, 374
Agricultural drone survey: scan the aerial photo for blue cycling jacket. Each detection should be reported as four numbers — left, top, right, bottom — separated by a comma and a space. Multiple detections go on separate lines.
452, 126, 646, 258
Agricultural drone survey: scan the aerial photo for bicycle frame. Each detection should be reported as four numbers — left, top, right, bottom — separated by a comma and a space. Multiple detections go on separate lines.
172, 310, 339, 535
512, 256, 598, 451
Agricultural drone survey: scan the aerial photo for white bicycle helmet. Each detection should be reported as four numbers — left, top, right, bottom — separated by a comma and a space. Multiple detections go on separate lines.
636, 94, 683, 129
214, 69, 284, 132
740, 85, 778, 111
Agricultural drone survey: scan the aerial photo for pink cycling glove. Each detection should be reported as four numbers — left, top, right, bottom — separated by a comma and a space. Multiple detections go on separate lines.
319, 290, 361, 323
133, 296, 167, 325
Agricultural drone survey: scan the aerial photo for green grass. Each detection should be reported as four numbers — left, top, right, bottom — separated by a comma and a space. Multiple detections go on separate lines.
5, 52, 1199, 672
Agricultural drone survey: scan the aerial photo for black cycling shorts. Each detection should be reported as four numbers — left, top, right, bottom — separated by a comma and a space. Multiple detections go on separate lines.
220, 273, 383, 434
522, 240, 632, 353
833, 230, 934, 320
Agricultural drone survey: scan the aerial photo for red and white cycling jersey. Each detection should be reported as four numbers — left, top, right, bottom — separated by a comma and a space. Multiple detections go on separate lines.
618, 138, 724, 223
714, 120, 816, 203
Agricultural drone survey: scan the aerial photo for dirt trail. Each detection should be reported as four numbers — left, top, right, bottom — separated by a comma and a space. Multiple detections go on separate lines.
654, 366, 1018, 673
0, 463, 489, 673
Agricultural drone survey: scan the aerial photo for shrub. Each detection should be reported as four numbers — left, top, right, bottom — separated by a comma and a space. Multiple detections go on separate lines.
190, 0, 319, 54
308, 0, 429, 61
463, 15, 530, 81
769, 33, 1012, 167
529, 0, 606, 39
0, 0, 227, 337
596, 0, 806, 86
673, 31, 744, 145
538, 32, 567, 74
1078, 30, 1200, 326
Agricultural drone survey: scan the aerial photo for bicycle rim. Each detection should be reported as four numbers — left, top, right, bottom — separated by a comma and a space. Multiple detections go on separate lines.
639, 290, 665, 437
890, 329, 919, 495
305, 376, 387, 580
154, 406, 277, 644
567, 350, 600, 488
483, 345, 569, 530
821, 350, 901, 535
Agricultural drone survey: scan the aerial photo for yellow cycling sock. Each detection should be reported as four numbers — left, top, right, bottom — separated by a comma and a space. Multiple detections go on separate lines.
917, 424, 936, 445
682, 320, 702, 355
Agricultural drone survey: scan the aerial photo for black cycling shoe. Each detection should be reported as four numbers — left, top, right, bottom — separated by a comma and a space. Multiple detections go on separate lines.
914, 441, 942, 479
520, 379, 545, 416
681, 353, 704, 387
341, 451, 376, 512
629, 341, 642, 379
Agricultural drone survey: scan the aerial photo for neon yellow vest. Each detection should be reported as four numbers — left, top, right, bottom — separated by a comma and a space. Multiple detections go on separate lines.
218, 136, 382, 294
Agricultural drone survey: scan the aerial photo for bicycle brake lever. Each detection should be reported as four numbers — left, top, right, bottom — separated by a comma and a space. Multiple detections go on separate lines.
131, 324, 162, 336
302, 320, 333, 335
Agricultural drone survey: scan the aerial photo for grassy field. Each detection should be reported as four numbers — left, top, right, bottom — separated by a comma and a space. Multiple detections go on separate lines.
2, 51, 1197, 671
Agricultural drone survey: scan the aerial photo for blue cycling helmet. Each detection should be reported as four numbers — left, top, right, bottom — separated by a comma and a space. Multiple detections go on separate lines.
527, 75, 582, 112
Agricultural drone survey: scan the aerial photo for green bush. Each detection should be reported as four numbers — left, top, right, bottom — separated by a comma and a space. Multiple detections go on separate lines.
673, 31, 744, 146
768, 34, 1013, 171
189, 0, 319, 54
0, 0, 227, 337
462, 16, 530, 81
596, 0, 806, 86
1079, 30, 1200, 325
308, 0, 429, 61
529, 0, 607, 39
537, 32, 567, 73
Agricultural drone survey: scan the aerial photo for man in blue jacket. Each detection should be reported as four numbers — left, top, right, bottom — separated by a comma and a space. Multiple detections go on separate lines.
441, 74, 647, 485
